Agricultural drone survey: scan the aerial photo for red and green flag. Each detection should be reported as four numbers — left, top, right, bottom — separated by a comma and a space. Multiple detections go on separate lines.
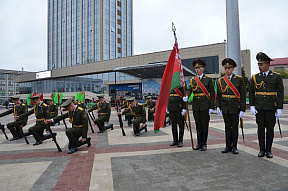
80, 92, 85, 102
59, 92, 64, 103
154, 34, 185, 133
27, 93, 32, 106
214, 80, 217, 103
53, 92, 58, 104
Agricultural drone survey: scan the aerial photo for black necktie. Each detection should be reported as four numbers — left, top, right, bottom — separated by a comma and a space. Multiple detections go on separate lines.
263, 73, 266, 80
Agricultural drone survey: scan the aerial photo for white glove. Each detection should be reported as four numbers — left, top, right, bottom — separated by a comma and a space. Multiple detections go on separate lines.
209, 109, 214, 114
181, 109, 186, 116
275, 109, 282, 119
250, 106, 258, 115
217, 107, 222, 115
239, 111, 244, 118
166, 108, 169, 114
183, 96, 188, 102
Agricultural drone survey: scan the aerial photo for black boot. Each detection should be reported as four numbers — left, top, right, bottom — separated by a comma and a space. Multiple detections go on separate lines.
67, 147, 78, 154
266, 135, 274, 158
258, 135, 265, 157
178, 128, 184, 147
105, 124, 113, 130
32, 133, 42, 146
232, 133, 238, 154
222, 133, 232, 153
194, 131, 202, 150
8, 128, 19, 141
77, 137, 91, 147
170, 128, 178, 146
201, 132, 208, 151
139, 124, 147, 133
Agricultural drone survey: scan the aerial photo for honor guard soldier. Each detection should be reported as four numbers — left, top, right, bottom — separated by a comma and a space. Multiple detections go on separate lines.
46, 97, 91, 154
118, 97, 147, 136
146, 96, 156, 121
0, 95, 28, 141
184, 59, 215, 151
168, 86, 186, 147
216, 58, 246, 154
249, 52, 284, 158
119, 96, 132, 126
16, 95, 51, 146
88, 94, 112, 133
47, 98, 59, 125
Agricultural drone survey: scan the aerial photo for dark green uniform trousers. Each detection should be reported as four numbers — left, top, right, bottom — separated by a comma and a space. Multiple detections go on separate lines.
28, 124, 46, 142
223, 113, 239, 149
256, 110, 276, 153
132, 116, 145, 134
95, 115, 106, 131
66, 128, 83, 149
7, 121, 23, 138
193, 110, 210, 147
169, 111, 184, 143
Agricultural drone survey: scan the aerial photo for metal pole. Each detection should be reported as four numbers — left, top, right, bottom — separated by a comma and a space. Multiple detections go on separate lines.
226, 0, 242, 76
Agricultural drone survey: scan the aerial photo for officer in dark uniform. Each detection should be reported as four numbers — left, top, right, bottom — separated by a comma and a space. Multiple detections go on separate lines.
16, 95, 51, 146
46, 97, 91, 154
88, 95, 112, 133
168, 86, 186, 147
185, 59, 215, 151
0, 95, 28, 141
119, 97, 147, 136
47, 98, 59, 125
146, 96, 156, 121
249, 52, 284, 158
216, 58, 246, 154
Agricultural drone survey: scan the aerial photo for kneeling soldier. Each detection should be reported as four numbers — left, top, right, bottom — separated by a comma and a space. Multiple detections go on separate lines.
16, 95, 50, 146
0, 95, 28, 141
88, 94, 112, 133
46, 97, 91, 154
118, 97, 147, 136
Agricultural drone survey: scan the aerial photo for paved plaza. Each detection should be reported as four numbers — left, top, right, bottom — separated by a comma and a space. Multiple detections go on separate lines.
0, 105, 287, 191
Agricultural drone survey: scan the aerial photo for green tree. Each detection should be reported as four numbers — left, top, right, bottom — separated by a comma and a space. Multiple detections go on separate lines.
274, 70, 288, 79
241, 67, 250, 95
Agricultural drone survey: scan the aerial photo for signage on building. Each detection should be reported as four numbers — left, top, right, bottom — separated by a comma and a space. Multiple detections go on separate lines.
36, 71, 51, 79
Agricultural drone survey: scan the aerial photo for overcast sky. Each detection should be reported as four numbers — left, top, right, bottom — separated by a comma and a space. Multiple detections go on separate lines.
0, 0, 287, 76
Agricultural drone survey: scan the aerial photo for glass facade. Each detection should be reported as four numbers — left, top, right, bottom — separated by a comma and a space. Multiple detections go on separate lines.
18, 72, 138, 95
48, 0, 133, 68
181, 56, 219, 74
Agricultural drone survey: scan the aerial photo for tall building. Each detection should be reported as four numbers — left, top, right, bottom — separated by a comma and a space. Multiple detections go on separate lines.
48, 0, 133, 70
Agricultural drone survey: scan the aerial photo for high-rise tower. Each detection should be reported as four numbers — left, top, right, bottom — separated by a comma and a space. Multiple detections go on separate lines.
47, 0, 133, 70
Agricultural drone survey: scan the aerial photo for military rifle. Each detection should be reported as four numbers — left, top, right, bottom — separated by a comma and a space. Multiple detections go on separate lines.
0, 123, 8, 140
60, 111, 68, 129
87, 112, 95, 133
240, 118, 245, 143
116, 101, 126, 136
45, 124, 62, 152
278, 119, 283, 138
15, 121, 29, 144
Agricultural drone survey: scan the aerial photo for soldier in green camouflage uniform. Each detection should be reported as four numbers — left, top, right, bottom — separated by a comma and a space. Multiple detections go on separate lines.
16, 95, 51, 146
168, 86, 186, 147
46, 97, 90, 154
88, 95, 112, 133
185, 59, 215, 151
249, 52, 284, 158
216, 58, 246, 154
119, 97, 147, 136
0, 95, 28, 141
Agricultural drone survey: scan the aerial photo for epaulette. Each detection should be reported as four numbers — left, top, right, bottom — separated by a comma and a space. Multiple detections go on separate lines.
138, 103, 143, 106
78, 107, 84, 110
205, 75, 211, 78
272, 72, 279, 75
53, 103, 56, 105
152, 100, 155, 102
235, 75, 243, 78
105, 101, 109, 103
21, 103, 25, 106
43, 103, 47, 106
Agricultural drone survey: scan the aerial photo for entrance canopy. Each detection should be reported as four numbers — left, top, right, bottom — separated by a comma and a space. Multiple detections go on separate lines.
114, 63, 196, 79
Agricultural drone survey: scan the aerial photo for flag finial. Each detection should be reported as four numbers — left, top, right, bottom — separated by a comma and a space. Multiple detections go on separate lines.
172, 22, 176, 33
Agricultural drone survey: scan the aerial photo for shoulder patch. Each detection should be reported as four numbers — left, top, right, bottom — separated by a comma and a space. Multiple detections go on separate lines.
83, 113, 87, 119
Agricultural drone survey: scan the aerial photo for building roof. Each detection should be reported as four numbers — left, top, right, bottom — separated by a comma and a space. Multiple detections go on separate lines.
270, 57, 288, 66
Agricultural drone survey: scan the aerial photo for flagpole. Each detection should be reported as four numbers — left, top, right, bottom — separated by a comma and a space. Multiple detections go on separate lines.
183, 82, 194, 149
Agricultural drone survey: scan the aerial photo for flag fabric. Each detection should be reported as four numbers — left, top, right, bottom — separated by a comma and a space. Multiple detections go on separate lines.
40, 93, 43, 101
188, 83, 194, 104
53, 92, 58, 104
50, 93, 53, 99
27, 93, 32, 106
154, 35, 185, 133
59, 92, 64, 103
214, 79, 217, 103
80, 92, 85, 102
75, 92, 81, 101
